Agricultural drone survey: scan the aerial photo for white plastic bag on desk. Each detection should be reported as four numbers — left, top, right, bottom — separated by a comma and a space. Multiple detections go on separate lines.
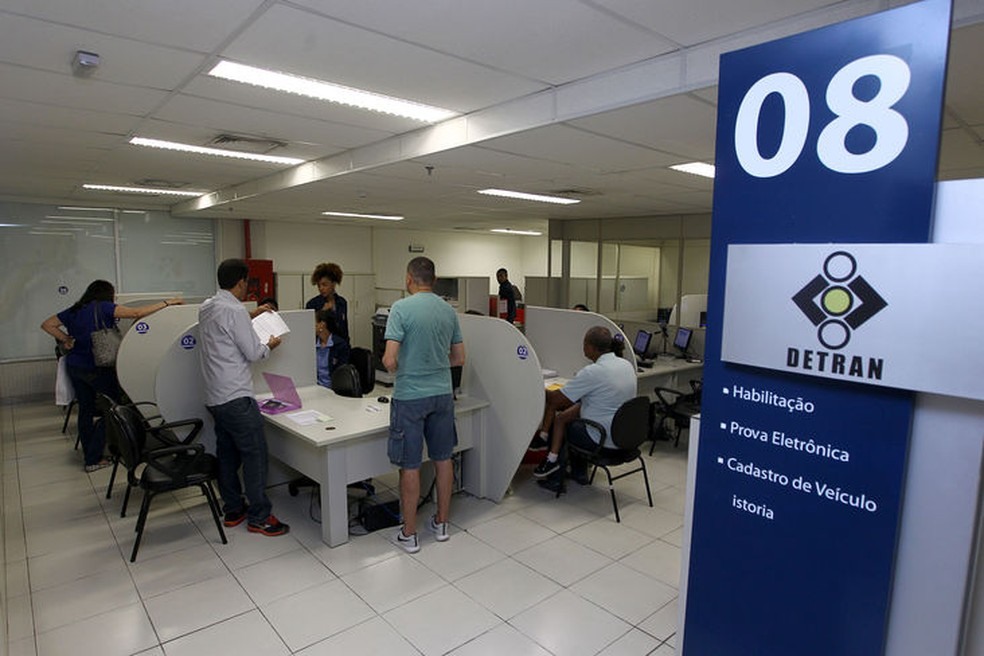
55, 357, 75, 406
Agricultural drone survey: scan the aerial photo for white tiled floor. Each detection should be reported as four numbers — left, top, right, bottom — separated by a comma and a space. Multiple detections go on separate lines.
2, 400, 686, 655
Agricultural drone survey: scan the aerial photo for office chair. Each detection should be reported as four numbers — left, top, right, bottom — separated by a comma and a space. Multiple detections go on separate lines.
348, 348, 375, 393
106, 403, 225, 562
557, 396, 654, 522
650, 379, 702, 453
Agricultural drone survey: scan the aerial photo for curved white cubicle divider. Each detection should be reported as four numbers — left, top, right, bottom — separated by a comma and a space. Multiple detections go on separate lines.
523, 305, 636, 378
117, 304, 200, 407
458, 314, 544, 501
154, 310, 315, 453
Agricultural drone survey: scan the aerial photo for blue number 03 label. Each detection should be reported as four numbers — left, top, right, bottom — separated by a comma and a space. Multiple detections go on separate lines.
734, 54, 911, 177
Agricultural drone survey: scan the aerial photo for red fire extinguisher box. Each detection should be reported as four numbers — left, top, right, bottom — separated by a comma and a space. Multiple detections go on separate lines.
245, 259, 275, 303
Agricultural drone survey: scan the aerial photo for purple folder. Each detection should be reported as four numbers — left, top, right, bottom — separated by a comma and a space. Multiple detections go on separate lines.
259, 372, 302, 415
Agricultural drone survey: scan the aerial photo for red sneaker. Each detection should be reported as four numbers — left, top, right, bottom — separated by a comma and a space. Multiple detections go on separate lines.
247, 515, 290, 536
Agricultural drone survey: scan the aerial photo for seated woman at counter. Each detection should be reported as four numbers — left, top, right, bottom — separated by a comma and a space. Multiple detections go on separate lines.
305, 262, 349, 341
315, 310, 350, 389
40, 280, 183, 472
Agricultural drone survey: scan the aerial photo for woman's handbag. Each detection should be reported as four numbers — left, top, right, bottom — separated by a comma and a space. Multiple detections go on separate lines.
90, 304, 122, 367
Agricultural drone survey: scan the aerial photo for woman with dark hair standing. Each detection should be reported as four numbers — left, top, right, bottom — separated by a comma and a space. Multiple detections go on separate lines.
305, 262, 349, 341
41, 281, 183, 472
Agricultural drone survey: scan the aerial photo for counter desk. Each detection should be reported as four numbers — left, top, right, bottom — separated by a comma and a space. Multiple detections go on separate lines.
260, 384, 489, 547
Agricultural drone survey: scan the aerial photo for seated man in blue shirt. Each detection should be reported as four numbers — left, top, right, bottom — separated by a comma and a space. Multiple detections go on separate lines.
533, 326, 636, 487
315, 310, 350, 389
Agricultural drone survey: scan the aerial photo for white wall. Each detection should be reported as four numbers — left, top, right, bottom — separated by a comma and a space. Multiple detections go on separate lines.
256, 222, 373, 276
371, 228, 533, 295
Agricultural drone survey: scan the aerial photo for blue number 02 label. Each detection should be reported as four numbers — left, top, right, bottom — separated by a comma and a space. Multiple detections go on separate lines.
734, 54, 911, 177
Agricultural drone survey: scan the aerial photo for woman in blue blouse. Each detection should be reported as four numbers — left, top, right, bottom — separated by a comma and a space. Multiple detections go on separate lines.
315, 310, 351, 389
305, 262, 349, 341
41, 280, 183, 471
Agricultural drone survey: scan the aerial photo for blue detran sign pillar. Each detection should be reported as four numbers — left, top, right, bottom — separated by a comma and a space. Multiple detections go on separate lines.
682, 1, 951, 655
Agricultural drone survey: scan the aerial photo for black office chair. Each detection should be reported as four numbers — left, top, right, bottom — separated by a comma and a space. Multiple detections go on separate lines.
559, 396, 654, 523
349, 347, 375, 393
101, 394, 198, 514
106, 403, 226, 562
650, 379, 702, 453
331, 363, 363, 398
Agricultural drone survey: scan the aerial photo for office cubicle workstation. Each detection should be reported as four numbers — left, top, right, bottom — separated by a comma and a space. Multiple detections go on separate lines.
117, 308, 545, 547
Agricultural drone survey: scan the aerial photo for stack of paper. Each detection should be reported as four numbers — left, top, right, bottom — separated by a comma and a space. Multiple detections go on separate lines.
252, 311, 290, 343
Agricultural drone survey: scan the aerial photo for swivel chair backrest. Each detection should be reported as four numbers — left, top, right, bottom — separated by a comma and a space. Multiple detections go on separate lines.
609, 396, 651, 451
349, 347, 375, 392
331, 364, 363, 398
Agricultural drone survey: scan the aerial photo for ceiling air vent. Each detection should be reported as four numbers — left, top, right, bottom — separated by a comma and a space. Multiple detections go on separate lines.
210, 133, 288, 154
547, 188, 601, 197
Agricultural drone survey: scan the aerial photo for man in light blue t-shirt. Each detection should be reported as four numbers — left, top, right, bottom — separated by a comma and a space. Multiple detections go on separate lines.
383, 257, 466, 553
532, 326, 636, 487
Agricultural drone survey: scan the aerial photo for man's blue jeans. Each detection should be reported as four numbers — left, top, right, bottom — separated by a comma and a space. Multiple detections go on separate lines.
207, 396, 272, 524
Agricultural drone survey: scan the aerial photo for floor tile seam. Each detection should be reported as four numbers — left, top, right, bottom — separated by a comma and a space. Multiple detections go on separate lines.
4, 423, 40, 647
564, 577, 653, 629
253, 584, 375, 654
372, 610, 429, 655
503, 601, 569, 656
156, 606, 259, 649
409, 534, 509, 584
614, 556, 681, 590
296, 614, 394, 655
32, 584, 145, 637
554, 525, 652, 562
232, 566, 337, 609
446, 554, 557, 622
512, 549, 614, 589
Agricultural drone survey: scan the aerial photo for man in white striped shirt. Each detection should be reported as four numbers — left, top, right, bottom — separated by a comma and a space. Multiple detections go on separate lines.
199, 259, 289, 537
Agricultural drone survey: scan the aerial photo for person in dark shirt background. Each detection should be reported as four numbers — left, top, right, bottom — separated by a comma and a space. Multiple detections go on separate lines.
496, 267, 516, 324
305, 262, 348, 340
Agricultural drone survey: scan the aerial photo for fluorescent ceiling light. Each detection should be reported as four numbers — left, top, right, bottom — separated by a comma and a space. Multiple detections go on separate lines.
321, 211, 404, 221
491, 228, 542, 236
477, 189, 580, 205
83, 184, 206, 197
0, 223, 23, 228
669, 162, 716, 178
129, 137, 304, 165
58, 206, 113, 212
209, 60, 457, 123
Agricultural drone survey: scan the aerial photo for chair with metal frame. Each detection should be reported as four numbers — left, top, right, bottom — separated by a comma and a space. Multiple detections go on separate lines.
650, 379, 702, 453
558, 396, 654, 523
106, 402, 226, 562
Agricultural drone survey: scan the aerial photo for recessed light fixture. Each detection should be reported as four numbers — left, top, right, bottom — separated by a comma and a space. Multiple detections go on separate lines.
58, 206, 114, 212
129, 137, 304, 165
491, 228, 542, 236
321, 211, 404, 222
477, 189, 580, 205
208, 60, 457, 124
669, 162, 716, 178
83, 184, 206, 197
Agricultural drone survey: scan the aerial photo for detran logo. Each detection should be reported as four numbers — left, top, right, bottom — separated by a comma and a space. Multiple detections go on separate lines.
180, 334, 197, 350
135, 322, 150, 334
791, 251, 887, 350
516, 345, 529, 360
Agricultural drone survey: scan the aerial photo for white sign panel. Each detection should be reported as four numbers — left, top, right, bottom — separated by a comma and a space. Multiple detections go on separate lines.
722, 244, 984, 400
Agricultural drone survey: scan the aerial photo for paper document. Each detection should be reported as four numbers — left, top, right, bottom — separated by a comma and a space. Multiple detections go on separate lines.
252, 311, 290, 343
285, 410, 332, 426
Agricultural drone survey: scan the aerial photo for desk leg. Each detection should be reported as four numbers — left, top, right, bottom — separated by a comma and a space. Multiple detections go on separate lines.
320, 449, 350, 547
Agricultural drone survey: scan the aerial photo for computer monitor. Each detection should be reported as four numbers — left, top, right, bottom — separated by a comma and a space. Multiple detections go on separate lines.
633, 330, 652, 357
656, 307, 672, 323
673, 327, 692, 356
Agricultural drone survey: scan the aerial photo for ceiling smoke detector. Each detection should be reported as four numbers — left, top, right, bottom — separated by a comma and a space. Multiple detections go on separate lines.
72, 50, 100, 77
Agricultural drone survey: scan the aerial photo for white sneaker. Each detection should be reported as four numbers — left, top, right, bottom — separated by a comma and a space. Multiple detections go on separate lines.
392, 527, 420, 554
429, 515, 450, 542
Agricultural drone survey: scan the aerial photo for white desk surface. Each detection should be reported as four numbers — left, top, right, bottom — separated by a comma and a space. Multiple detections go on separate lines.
637, 356, 703, 380
260, 384, 489, 447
